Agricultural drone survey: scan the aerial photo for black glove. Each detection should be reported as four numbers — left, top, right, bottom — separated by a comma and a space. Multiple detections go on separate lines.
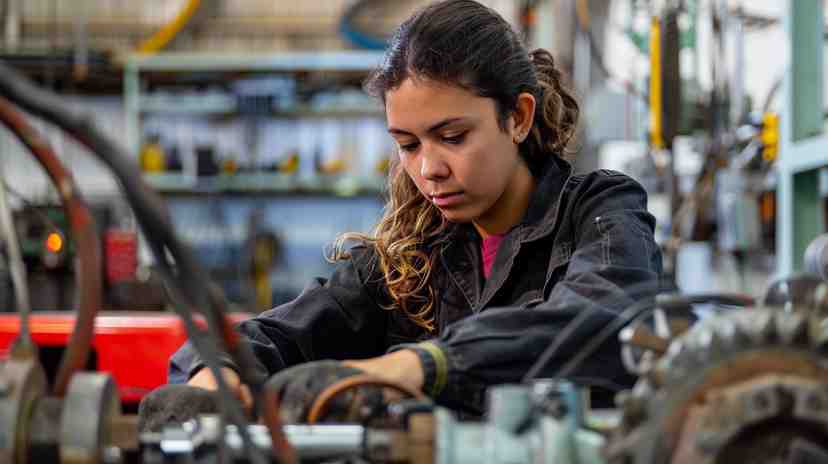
265, 360, 384, 424
138, 384, 220, 433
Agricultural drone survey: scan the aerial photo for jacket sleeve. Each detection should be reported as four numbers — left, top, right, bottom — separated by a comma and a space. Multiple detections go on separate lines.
396, 172, 662, 413
168, 245, 389, 382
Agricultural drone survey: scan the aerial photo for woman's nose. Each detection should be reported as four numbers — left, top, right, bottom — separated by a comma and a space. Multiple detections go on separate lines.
420, 150, 450, 181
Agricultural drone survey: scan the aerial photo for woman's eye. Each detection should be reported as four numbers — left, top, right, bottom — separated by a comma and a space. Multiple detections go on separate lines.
398, 141, 420, 153
443, 133, 466, 145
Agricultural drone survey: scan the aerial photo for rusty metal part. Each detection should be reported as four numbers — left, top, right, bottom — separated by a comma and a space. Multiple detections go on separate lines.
762, 274, 828, 316
307, 374, 426, 425
620, 323, 670, 355
261, 382, 298, 464
0, 357, 48, 464
608, 308, 828, 464
59, 373, 121, 464
692, 375, 828, 459
0, 96, 102, 398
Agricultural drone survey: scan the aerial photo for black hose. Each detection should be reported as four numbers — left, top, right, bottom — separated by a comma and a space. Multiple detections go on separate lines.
0, 62, 268, 464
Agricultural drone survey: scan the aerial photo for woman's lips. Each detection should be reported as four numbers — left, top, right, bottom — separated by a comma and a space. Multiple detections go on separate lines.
431, 192, 464, 207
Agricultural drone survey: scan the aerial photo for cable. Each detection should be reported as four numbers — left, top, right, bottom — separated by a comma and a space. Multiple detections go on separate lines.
262, 383, 298, 464
0, 96, 103, 396
2, 181, 62, 233
137, 0, 202, 55
339, 0, 389, 50
546, 292, 755, 384
0, 158, 33, 350
0, 62, 262, 388
0, 63, 268, 464
521, 302, 600, 383
307, 374, 425, 424
552, 298, 657, 381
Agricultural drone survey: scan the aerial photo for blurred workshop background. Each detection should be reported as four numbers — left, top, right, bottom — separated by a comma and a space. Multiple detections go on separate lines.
0, 0, 810, 316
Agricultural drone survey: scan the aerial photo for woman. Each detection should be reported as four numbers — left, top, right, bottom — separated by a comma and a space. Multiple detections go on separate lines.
172, 0, 661, 415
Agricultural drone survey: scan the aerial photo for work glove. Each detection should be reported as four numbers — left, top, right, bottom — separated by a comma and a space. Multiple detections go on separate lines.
265, 360, 384, 424
138, 384, 220, 433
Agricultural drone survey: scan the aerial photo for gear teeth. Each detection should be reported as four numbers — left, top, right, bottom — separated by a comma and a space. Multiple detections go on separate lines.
776, 311, 809, 346
612, 308, 828, 464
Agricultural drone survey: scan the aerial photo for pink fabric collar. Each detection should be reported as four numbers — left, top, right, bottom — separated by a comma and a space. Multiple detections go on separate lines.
481, 233, 506, 278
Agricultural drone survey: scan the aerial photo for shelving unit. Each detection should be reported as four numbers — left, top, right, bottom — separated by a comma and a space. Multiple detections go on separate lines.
143, 172, 386, 197
122, 50, 389, 197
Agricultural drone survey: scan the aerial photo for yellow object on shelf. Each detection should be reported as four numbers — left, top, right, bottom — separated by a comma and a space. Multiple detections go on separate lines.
761, 112, 779, 162
318, 158, 349, 176
277, 153, 300, 174
222, 158, 239, 174
140, 141, 166, 173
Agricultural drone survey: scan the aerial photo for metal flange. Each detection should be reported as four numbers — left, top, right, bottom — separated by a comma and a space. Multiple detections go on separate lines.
0, 356, 48, 464
59, 372, 121, 464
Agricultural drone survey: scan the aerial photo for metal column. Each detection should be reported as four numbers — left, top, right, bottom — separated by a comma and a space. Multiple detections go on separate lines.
777, 0, 826, 275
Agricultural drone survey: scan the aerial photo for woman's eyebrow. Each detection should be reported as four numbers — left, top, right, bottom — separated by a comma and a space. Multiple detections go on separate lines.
388, 117, 468, 136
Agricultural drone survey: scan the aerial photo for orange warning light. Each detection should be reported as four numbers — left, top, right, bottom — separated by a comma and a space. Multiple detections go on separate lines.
45, 232, 63, 253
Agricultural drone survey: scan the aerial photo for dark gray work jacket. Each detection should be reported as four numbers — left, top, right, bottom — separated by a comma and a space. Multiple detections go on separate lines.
170, 155, 663, 414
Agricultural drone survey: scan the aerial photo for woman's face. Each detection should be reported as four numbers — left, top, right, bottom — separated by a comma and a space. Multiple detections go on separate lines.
385, 77, 534, 233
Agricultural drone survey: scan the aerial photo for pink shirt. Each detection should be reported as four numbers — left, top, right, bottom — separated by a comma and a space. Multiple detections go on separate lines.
481, 233, 506, 278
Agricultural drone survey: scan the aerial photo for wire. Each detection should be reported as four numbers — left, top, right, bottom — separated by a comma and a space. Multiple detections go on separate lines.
522, 294, 657, 384
137, 0, 202, 55
0, 96, 103, 396
0, 161, 33, 349
262, 383, 297, 464
552, 298, 657, 381
2, 181, 61, 233
307, 374, 426, 424
339, 0, 389, 50
0, 63, 268, 464
547, 292, 755, 384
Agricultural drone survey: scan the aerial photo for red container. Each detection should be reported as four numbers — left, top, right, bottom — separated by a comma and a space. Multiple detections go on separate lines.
104, 229, 138, 284
0, 311, 252, 405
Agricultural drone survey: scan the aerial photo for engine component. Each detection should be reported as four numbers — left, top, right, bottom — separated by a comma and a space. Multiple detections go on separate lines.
607, 307, 828, 464
0, 355, 47, 464
140, 417, 409, 463
431, 382, 605, 464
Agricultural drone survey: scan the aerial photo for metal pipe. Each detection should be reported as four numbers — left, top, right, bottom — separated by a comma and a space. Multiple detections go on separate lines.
228, 425, 366, 460
0, 96, 103, 395
0, 154, 32, 352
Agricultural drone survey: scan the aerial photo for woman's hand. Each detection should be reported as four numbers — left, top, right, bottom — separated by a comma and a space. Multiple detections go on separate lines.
343, 349, 425, 393
187, 366, 253, 410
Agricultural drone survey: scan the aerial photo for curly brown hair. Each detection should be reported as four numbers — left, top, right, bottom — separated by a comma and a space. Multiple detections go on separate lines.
331, 0, 580, 332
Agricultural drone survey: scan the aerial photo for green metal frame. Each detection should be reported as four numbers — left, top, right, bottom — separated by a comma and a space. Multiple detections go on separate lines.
777, 0, 827, 275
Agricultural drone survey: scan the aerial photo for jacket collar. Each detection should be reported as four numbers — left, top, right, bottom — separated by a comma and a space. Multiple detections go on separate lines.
441, 155, 572, 244
520, 155, 572, 241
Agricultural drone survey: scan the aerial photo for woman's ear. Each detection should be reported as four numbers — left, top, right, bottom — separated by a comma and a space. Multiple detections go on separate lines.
510, 92, 536, 143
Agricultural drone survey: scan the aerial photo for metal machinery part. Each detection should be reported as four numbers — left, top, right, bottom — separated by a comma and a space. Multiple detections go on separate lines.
140, 418, 411, 463
0, 361, 138, 464
131, 382, 607, 464
607, 307, 828, 464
